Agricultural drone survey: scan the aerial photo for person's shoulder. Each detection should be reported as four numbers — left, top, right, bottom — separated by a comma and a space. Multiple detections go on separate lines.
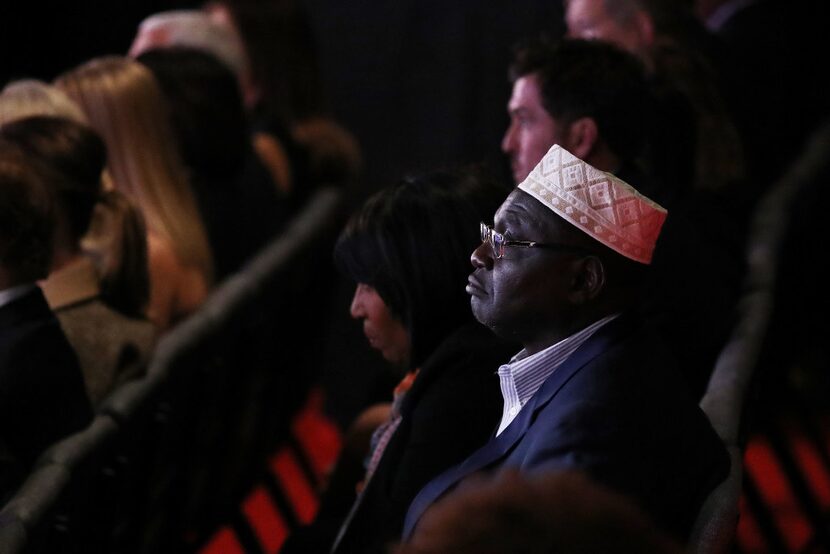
410, 323, 512, 398
554, 317, 685, 403
0, 288, 62, 347
0, 291, 82, 388
424, 322, 516, 372
57, 298, 156, 348
405, 324, 507, 422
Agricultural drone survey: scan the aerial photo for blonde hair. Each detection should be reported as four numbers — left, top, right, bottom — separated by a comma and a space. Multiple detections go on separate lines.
0, 79, 88, 126
55, 56, 213, 283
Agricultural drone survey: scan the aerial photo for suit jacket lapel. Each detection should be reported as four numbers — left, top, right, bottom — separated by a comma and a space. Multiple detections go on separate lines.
522, 314, 630, 415
402, 314, 633, 539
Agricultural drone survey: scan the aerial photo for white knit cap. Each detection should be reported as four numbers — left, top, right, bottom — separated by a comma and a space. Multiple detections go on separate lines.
130, 10, 249, 79
518, 144, 667, 264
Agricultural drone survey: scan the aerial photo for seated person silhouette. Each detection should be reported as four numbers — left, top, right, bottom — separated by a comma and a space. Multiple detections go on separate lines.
403, 145, 729, 542
0, 141, 93, 478
285, 167, 514, 554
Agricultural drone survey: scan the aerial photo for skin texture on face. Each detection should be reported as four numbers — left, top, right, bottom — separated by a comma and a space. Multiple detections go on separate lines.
501, 74, 567, 184
565, 0, 648, 57
350, 283, 411, 366
467, 190, 593, 354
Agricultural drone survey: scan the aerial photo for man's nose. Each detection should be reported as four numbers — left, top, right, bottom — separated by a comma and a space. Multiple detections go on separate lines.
471, 242, 494, 269
501, 124, 516, 153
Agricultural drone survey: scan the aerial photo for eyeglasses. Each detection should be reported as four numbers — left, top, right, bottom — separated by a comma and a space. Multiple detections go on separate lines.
479, 222, 595, 259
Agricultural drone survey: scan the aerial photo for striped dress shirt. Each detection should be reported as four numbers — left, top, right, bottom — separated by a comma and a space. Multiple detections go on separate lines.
495, 314, 619, 435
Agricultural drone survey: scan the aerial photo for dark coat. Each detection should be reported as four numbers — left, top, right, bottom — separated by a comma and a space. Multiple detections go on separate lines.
0, 287, 93, 469
330, 321, 515, 554
404, 313, 729, 542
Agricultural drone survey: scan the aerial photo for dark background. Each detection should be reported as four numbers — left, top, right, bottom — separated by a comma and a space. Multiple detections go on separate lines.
0, 1, 563, 426
0, 1, 564, 193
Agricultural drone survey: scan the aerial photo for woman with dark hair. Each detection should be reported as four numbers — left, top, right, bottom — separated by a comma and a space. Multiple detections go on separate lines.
285, 167, 515, 553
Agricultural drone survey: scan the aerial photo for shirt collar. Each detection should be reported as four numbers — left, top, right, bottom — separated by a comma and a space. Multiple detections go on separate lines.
0, 283, 37, 309
499, 314, 620, 406
39, 256, 101, 310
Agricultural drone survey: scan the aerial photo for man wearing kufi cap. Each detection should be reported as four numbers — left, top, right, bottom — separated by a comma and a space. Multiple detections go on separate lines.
403, 145, 729, 542
501, 34, 743, 400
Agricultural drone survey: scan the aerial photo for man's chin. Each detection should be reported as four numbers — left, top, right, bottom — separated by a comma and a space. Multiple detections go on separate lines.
470, 298, 490, 327
513, 167, 530, 184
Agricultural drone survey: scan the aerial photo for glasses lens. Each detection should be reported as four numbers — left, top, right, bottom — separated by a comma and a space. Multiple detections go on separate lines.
480, 223, 504, 258
491, 230, 504, 258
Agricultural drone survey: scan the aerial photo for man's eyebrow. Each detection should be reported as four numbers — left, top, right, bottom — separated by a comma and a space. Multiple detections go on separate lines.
496, 206, 530, 230
504, 203, 534, 220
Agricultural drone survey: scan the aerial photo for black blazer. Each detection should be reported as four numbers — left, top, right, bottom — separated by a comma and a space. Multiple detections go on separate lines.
405, 313, 729, 542
330, 321, 515, 554
0, 287, 93, 470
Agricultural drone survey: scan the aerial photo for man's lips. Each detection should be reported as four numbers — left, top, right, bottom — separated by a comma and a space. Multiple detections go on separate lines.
466, 275, 486, 296
362, 326, 379, 348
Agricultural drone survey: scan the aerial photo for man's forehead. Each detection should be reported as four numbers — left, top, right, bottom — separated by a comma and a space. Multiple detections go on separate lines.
508, 74, 542, 109
495, 190, 559, 233
566, 0, 616, 35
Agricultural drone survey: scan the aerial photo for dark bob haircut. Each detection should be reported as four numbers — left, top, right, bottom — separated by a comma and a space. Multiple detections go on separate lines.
334, 166, 510, 368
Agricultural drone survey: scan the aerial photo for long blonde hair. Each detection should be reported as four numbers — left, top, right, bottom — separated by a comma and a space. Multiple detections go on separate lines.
55, 56, 213, 283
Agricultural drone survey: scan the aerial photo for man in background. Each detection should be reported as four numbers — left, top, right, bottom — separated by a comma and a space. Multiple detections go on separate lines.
0, 142, 92, 476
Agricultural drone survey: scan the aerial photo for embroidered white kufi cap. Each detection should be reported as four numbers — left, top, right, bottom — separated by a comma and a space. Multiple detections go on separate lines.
518, 144, 667, 264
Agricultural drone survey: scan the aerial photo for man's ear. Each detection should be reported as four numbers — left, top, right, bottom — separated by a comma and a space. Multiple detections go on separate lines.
569, 255, 606, 303
564, 117, 599, 161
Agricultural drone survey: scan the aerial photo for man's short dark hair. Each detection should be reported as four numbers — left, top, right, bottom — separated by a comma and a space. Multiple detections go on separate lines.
508, 36, 652, 163
0, 140, 55, 283
1, 116, 106, 244
137, 47, 249, 180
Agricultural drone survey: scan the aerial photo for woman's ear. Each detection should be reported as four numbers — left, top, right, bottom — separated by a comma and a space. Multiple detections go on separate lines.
568, 255, 606, 303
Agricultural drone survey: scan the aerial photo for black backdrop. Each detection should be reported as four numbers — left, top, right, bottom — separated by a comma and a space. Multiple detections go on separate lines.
0, 1, 563, 192
0, 1, 563, 427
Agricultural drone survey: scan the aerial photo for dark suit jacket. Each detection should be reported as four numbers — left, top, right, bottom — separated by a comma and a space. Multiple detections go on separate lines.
0, 287, 93, 470
404, 314, 729, 541
323, 322, 514, 554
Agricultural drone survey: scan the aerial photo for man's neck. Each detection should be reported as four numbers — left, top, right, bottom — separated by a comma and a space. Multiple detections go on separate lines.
50, 250, 84, 273
522, 311, 615, 356
584, 144, 621, 175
